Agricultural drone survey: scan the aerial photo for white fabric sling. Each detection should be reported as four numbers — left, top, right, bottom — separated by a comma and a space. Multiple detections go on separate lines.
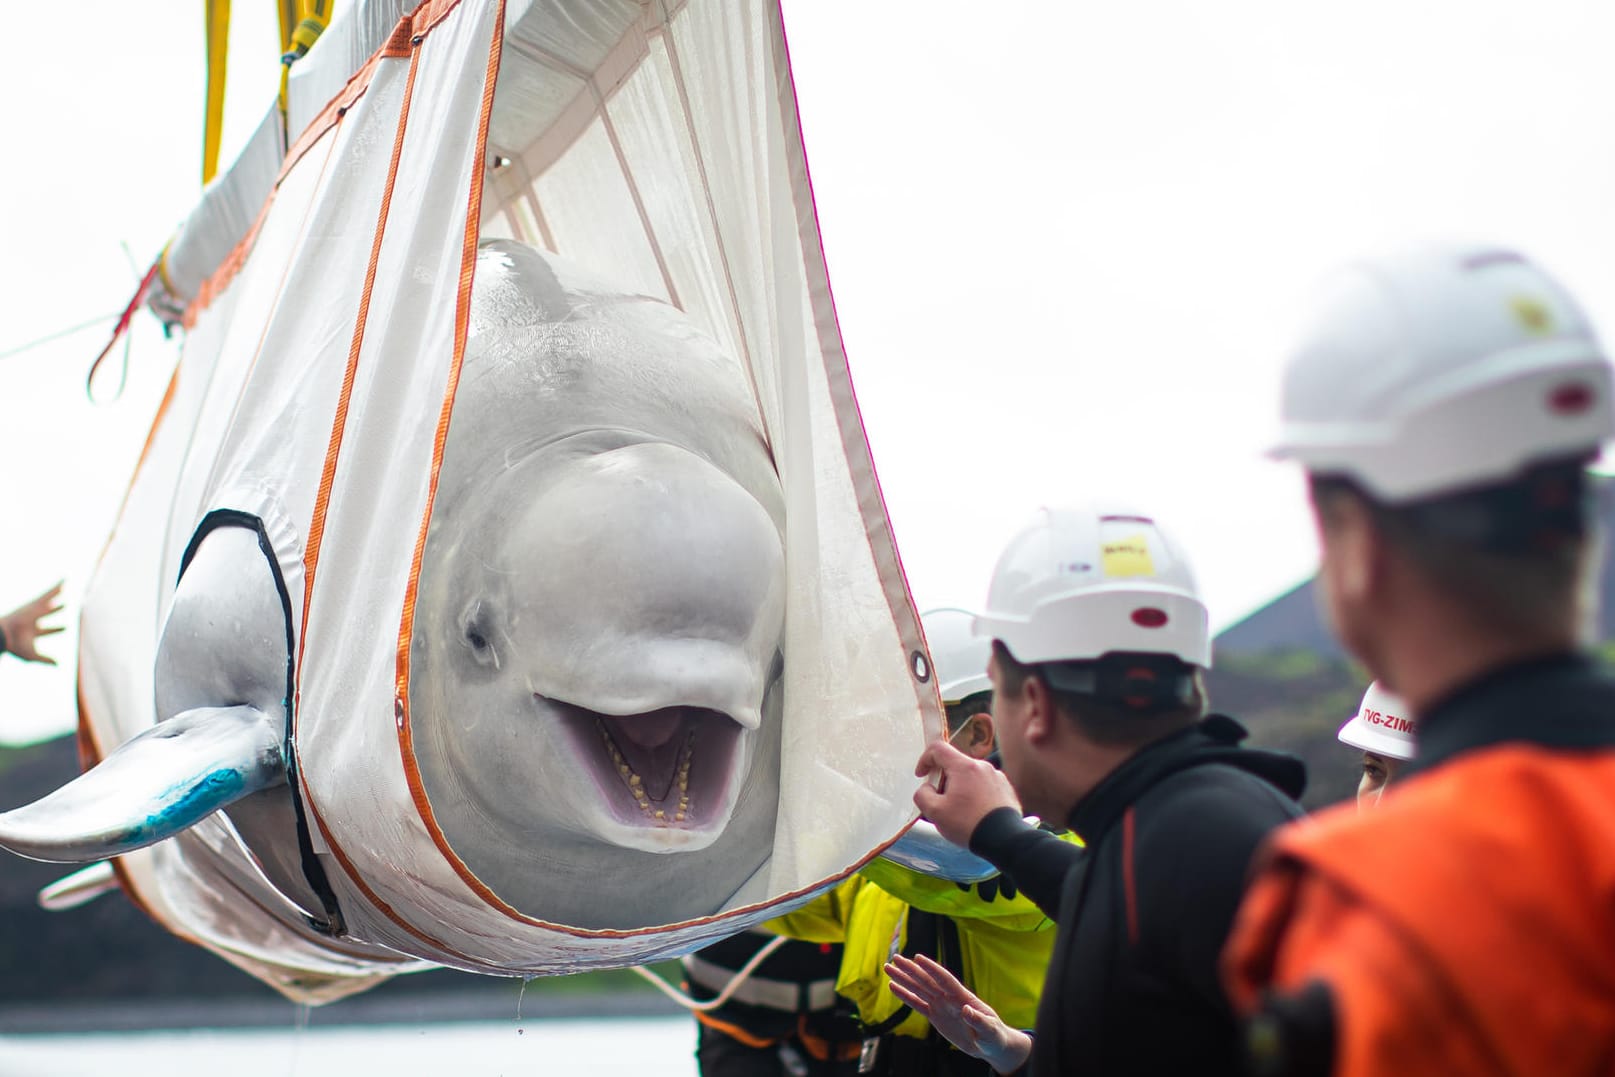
79, 0, 939, 1003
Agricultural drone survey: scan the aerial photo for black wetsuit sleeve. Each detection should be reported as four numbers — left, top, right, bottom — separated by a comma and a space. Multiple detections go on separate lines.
967, 808, 1083, 921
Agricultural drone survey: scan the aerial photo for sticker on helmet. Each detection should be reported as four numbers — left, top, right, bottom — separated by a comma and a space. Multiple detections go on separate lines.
1510, 294, 1554, 335
1102, 535, 1155, 577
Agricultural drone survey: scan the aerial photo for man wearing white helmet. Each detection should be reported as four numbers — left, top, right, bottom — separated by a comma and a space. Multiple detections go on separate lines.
1224, 243, 1615, 1076
907, 504, 1306, 1076
1336, 682, 1415, 810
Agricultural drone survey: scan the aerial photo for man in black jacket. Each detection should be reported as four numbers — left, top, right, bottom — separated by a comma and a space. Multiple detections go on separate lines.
889, 502, 1304, 1075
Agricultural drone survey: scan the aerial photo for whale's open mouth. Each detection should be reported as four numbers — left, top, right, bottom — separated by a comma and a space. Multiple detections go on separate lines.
546, 697, 745, 838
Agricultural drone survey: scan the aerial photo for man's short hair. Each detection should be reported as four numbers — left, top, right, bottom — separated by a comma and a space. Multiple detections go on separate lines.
991, 641, 1205, 748
1308, 462, 1597, 640
944, 690, 993, 735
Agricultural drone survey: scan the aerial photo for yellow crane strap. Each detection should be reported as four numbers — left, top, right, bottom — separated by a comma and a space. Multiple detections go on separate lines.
281, 2, 330, 63
203, 0, 231, 184
277, 0, 296, 50
278, 0, 331, 132
207, 0, 333, 183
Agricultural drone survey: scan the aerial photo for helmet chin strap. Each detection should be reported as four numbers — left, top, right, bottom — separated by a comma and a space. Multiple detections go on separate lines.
1040, 653, 1198, 712
1394, 456, 1593, 555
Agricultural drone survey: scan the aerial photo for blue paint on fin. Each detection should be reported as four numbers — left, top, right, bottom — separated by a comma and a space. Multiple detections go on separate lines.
117, 768, 248, 845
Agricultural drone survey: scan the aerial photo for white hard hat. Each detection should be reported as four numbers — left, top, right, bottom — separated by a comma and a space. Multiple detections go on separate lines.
1337, 681, 1416, 761
973, 503, 1211, 668
920, 607, 993, 703
1269, 243, 1615, 503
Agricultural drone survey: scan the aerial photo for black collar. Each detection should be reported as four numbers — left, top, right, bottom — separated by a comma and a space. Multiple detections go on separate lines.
1406, 652, 1615, 776
1063, 714, 1303, 841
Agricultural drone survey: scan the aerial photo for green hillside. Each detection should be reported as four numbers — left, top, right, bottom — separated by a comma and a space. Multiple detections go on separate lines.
1206, 650, 1367, 811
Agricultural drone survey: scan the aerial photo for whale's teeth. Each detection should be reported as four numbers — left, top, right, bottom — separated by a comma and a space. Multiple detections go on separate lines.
594, 715, 699, 822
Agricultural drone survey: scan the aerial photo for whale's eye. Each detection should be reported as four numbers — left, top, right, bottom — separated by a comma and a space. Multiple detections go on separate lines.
459, 601, 498, 668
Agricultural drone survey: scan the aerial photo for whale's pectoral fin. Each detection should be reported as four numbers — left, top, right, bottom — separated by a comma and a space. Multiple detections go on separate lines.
38, 861, 119, 911
0, 705, 285, 864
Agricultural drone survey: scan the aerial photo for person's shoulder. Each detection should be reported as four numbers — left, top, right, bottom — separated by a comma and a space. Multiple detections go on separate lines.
1130, 764, 1303, 890
1143, 759, 1304, 832
1257, 771, 1497, 909
1280, 745, 1615, 871
1539, 653, 1615, 700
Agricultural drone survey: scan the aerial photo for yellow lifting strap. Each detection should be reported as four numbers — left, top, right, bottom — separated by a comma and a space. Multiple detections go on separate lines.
203, 0, 332, 185
278, 0, 331, 121
281, 0, 330, 63
202, 0, 231, 184
276, 0, 297, 50
204, 0, 329, 184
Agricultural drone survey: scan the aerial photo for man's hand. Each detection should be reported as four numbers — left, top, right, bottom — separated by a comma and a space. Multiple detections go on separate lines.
1, 582, 65, 665
886, 954, 1032, 1075
913, 739, 1021, 847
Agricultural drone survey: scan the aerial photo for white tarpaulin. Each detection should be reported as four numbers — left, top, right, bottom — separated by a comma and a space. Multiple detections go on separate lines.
80, 0, 939, 1002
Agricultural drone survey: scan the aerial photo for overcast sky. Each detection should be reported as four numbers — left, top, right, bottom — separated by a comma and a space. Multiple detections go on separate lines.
3, 1, 1615, 745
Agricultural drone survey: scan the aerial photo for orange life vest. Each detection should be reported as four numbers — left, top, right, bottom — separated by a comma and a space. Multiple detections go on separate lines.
1224, 744, 1615, 1075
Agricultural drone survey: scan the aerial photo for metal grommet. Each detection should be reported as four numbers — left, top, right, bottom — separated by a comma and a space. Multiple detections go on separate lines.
911, 650, 931, 683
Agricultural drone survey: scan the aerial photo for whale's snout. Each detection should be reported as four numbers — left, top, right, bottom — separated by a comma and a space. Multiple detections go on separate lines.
499, 441, 784, 851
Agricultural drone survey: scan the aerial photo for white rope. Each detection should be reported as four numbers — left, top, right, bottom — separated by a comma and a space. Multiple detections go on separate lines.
0, 313, 119, 361
628, 933, 790, 1012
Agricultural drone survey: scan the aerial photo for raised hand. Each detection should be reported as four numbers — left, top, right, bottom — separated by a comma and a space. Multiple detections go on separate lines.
913, 738, 1021, 847
885, 953, 1032, 1075
1, 582, 65, 665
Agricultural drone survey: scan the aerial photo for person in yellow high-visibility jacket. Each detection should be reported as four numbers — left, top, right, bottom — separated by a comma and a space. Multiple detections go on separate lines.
768, 609, 1079, 1077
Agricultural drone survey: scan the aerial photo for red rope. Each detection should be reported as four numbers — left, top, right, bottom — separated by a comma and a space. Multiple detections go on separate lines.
86, 259, 161, 399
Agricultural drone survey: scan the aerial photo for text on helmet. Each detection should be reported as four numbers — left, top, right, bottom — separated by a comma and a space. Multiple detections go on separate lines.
1361, 708, 1414, 734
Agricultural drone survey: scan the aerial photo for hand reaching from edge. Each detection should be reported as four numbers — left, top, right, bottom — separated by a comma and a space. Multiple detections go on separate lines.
886, 953, 1032, 1075
913, 739, 1022, 848
1, 582, 65, 665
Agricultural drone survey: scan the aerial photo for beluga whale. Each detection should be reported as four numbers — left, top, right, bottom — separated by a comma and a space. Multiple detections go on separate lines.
0, 240, 788, 941
406, 240, 788, 924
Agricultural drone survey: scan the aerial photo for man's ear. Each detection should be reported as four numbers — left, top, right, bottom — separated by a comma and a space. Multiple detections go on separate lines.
1316, 490, 1385, 608
963, 712, 996, 760
1022, 676, 1056, 746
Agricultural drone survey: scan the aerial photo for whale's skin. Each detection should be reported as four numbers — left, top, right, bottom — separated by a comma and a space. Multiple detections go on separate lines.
138, 239, 788, 942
